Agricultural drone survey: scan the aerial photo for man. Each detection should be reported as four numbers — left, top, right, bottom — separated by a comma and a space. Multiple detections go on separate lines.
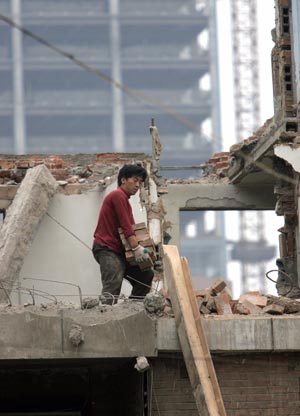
92, 164, 154, 304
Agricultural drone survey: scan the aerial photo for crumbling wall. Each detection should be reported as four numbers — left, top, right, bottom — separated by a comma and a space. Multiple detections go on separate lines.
272, 0, 297, 122
271, 0, 300, 295
0, 165, 57, 302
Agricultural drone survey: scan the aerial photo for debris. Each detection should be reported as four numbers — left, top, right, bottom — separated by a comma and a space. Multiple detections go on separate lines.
200, 303, 211, 315
210, 278, 227, 295
205, 295, 217, 313
134, 356, 150, 372
238, 291, 268, 307
214, 292, 233, 315
69, 324, 84, 347
143, 293, 164, 314
67, 175, 79, 184
82, 297, 99, 309
263, 304, 285, 315
267, 295, 300, 314
236, 300, 264, 315
57, 180, 68, 186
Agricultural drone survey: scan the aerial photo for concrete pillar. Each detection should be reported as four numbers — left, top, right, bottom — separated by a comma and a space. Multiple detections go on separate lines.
0, 165, 57, 301
109, 0, 125, 151
11, 0, 26, 154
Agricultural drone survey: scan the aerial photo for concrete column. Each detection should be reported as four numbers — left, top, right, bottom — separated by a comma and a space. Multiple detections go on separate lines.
0, 165, 57, 301
109, 0, 125, 151
11, 0, 26, 154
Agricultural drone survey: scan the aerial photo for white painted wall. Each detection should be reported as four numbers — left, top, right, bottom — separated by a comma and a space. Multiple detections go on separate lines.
14, 181, 148, 305
274, 144, 300, 173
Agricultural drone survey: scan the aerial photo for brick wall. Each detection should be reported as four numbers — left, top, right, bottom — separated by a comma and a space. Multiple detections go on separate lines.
151, 353, 300, 416
151, 356, 198, 415
215, 353, 300, 416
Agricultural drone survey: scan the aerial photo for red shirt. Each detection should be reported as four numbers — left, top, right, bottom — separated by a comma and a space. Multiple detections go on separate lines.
93, 187, 135, 254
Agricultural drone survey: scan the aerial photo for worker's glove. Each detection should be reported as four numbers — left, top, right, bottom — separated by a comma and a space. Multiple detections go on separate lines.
132, 245, 151, 263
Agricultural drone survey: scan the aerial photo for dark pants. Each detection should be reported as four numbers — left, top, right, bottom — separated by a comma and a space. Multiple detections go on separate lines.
92, 244, 154, 305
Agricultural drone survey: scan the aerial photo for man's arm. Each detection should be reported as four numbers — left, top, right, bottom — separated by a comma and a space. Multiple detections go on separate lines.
127, 235, 139, 250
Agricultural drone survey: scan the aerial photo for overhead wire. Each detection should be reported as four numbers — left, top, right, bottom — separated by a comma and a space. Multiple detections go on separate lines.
0, 12, 200, 132
0, 13, 295, 186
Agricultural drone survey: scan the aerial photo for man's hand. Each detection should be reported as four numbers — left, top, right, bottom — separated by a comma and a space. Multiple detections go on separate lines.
132, 245, 151, 263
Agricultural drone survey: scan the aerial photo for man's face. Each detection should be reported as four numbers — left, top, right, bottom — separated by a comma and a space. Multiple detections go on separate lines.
121, 175, 143, 196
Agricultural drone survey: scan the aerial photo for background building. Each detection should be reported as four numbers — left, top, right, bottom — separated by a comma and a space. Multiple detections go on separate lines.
0, 0, 226, 286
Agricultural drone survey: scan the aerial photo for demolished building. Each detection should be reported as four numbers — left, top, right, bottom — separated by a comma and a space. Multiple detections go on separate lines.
0, 0, 300, 414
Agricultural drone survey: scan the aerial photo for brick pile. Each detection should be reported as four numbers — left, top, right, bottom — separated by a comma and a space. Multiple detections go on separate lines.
194, 278, 300, 315
161, 278, 300, 316
119, 222, 156, 271
195, 279, 290, 315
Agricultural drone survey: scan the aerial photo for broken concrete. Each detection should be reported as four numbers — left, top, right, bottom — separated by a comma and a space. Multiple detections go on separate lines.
274, 143, 300, 172
1, 303, 300, 359
0, 165, 57, 301
0, 302, 157, 359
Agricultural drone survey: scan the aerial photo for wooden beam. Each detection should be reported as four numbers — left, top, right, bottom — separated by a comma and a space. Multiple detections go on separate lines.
163, 245, 227, 416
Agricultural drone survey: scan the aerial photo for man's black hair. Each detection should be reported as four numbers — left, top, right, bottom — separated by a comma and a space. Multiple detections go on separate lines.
118, 164, 147, 186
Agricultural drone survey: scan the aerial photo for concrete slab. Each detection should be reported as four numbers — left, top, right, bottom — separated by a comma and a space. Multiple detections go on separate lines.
0, 303, 157, 360
1, 307, 300, 360
203, 315, 273, 351
158, 315, 274, 352
62, 303, 157, 358
0, 308, 62, 359
0, 165, 57, 300
272, 316, 300, 350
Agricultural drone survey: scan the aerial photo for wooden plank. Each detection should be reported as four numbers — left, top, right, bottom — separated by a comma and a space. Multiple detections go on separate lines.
163, 245, 227, 416
181, 256, 226, 415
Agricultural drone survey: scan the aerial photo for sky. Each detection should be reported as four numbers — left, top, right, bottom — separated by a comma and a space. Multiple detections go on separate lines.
216, 0, 281, 296
217, 0, 276, 150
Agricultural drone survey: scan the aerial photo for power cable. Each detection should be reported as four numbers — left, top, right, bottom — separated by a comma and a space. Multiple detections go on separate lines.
0, 12, 200, 132
1, 12, 293, 186
46, 212, 92, 251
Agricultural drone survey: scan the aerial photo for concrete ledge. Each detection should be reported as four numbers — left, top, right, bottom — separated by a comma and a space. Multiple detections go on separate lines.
2, 308, 300, 360
0, 303, 157, 359
157, 315, 300, 352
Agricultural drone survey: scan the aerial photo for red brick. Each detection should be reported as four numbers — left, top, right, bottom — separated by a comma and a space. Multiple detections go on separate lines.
213, 152, 230, 158
0, 170, 11, 178
215, 161, 229, 169
49, 168, 69, 178
0, 159, 15, 169
15, 160, 30, 169
263, 304, 285, 315
67, 175, 79, 184
239, 292, 268, 307
210, 278, 227, 295
236, 300, 263, 315
214, 292, 233, 315
96, 153, 120, 161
